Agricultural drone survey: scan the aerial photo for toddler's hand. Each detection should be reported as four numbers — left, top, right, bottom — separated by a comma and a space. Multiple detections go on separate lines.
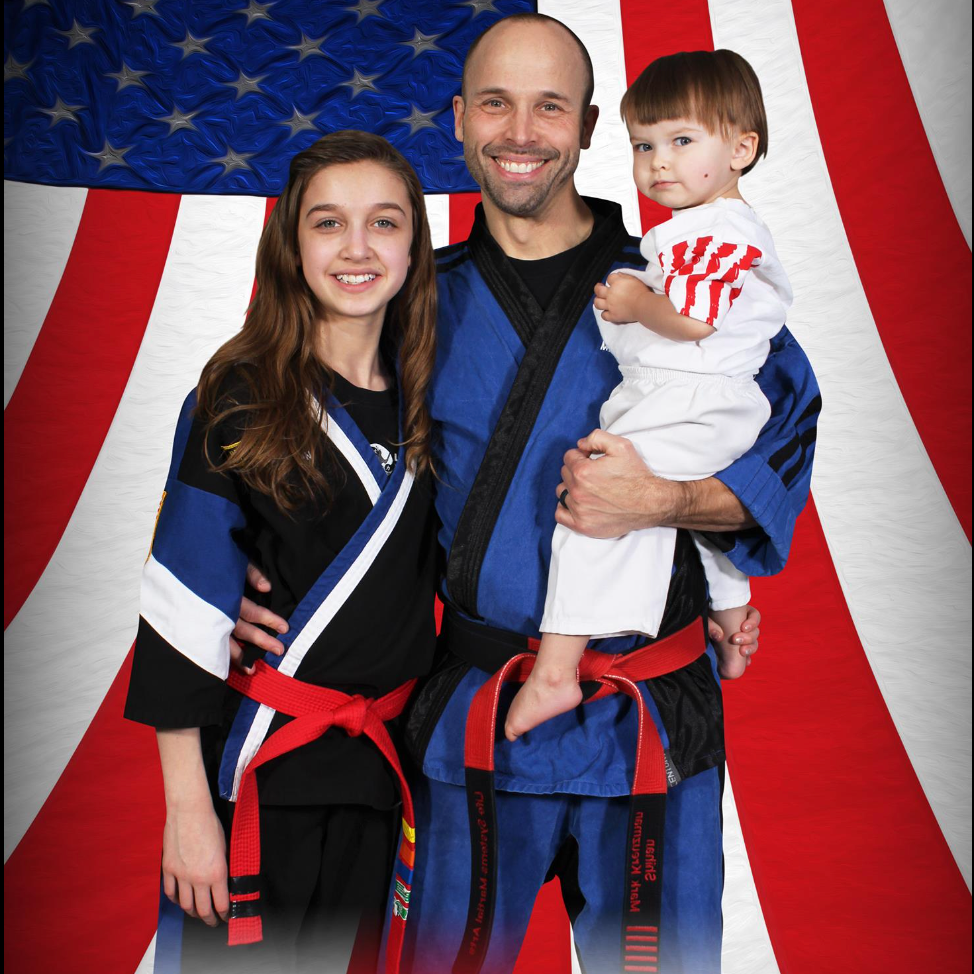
708, 605, 755, 680
594, 272, 654, 324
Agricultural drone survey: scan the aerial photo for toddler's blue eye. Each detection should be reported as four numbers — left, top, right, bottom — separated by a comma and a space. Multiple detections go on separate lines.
634, 143, 651, 152
675, 137, 692, 146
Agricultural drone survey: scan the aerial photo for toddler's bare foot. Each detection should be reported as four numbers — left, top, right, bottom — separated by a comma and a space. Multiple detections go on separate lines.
504, 667, 583, 742
708, 606, 751, 680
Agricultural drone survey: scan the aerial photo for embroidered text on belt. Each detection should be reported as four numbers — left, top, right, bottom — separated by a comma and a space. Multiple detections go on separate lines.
225, 661, 417, 974
453, 617, 706, 974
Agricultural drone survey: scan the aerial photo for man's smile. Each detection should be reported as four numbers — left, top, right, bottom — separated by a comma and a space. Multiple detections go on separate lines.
493, 157, 548, 175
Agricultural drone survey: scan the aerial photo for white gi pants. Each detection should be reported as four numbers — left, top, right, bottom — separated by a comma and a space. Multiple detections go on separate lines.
541, 366, 771, 638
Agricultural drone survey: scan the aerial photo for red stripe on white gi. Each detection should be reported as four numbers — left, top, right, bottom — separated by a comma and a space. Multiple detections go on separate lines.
3, 190, 181, 630
791, 0, 972, 540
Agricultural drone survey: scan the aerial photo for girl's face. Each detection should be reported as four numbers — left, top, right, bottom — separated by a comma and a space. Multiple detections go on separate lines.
297, 160, 413, 329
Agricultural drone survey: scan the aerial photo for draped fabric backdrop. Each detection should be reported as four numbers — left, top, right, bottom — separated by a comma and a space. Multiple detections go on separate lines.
4, 1, 971, 972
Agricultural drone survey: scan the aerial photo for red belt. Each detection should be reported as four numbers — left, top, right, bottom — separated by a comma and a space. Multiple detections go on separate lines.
225, 661, 417, 974
453, 617, 707, 974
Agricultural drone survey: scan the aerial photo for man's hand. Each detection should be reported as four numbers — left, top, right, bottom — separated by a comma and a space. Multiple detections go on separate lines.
229, 564, 287, 673
555, 430, 686, 538
594, 272, 655, 324
555, 430, 754, 537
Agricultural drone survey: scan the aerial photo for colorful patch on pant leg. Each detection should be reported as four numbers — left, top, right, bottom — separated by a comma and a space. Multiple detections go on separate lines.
401, 817, 416, 844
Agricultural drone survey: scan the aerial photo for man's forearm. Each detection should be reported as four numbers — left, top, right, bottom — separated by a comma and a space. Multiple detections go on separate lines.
640, 473, 756, 532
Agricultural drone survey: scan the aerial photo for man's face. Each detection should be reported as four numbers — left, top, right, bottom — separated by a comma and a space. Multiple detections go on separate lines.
454, 21, 597, 218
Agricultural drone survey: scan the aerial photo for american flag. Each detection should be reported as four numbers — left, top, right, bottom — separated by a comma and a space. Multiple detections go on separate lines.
4, 1, 971, 972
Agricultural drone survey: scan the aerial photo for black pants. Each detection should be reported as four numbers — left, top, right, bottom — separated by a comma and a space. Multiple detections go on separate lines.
170, 802, 398, 974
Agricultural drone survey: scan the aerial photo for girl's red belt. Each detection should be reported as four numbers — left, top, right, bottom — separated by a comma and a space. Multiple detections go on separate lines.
224, 661, 416, 974
452, 615, 708, 974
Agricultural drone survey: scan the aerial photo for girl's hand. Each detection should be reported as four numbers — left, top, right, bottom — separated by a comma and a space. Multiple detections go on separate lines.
161, 801, 230, 927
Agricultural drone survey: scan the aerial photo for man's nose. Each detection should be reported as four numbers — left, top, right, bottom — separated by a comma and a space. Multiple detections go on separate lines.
507, 105, 537, 146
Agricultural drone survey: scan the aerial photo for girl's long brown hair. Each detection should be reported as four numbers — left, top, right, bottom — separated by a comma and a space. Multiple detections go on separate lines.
196, 131, 437, 512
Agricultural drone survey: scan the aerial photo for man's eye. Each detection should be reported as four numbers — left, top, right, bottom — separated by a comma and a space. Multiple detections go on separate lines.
541, 103, 560, 112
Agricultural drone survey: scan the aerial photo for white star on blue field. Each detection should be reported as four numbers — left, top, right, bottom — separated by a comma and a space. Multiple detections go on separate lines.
3, 0, 532, 195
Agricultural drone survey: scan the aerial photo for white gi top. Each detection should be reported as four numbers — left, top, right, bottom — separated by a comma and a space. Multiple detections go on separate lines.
600, 198, 793, 377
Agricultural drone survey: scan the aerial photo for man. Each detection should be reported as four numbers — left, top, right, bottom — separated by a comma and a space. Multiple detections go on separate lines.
240, 13, 817, 973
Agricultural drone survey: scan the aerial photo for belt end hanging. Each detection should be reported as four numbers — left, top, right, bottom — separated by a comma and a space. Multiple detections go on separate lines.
227, 873, 262, 946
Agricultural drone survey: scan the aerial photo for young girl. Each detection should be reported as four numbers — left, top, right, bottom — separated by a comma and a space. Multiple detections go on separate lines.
506, 50, 792, 740
124, 131, 438, 973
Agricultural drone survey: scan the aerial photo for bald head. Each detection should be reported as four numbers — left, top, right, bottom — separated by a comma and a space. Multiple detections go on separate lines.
461, 13, 595, 114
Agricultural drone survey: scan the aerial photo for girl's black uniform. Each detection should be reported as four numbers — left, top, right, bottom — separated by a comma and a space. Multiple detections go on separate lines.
125, 371, 437, 973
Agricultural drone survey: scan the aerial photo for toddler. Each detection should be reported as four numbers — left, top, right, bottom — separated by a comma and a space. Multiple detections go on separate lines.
506, 50, 792, 741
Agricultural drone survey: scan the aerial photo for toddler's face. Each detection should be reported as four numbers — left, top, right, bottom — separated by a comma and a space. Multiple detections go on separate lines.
627, 117, 746, 210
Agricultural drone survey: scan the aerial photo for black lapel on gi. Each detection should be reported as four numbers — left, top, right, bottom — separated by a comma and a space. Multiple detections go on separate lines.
446, 198, 630, 619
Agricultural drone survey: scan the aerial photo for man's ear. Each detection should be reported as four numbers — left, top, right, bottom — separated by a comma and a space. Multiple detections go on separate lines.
580, 104, 600, 151
453, 94, 466, 143
731, 131, 759, 172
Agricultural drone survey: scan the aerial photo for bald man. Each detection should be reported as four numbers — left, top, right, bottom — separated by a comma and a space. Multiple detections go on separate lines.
371, 14, 819, 974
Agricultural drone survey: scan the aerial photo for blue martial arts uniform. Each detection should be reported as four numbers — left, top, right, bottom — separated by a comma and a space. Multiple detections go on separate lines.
389, 199, 819, 974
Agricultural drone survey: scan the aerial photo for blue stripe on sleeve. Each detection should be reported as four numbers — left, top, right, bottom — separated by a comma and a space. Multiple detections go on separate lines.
166, 391, 198, 482
716, 326, 821, 575
151, 479, 248, 616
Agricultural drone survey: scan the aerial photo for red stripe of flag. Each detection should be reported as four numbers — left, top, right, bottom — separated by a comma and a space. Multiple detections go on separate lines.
3, 646, 164, 973
621, 4, 970, 972
448, 192, 481, 245
3, 190, 182, 629
791, 0, 972, 539
512, 878, 573, 974
248, 195, 279, 306
730, 500, 971, 972
619, 0, 715, 230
